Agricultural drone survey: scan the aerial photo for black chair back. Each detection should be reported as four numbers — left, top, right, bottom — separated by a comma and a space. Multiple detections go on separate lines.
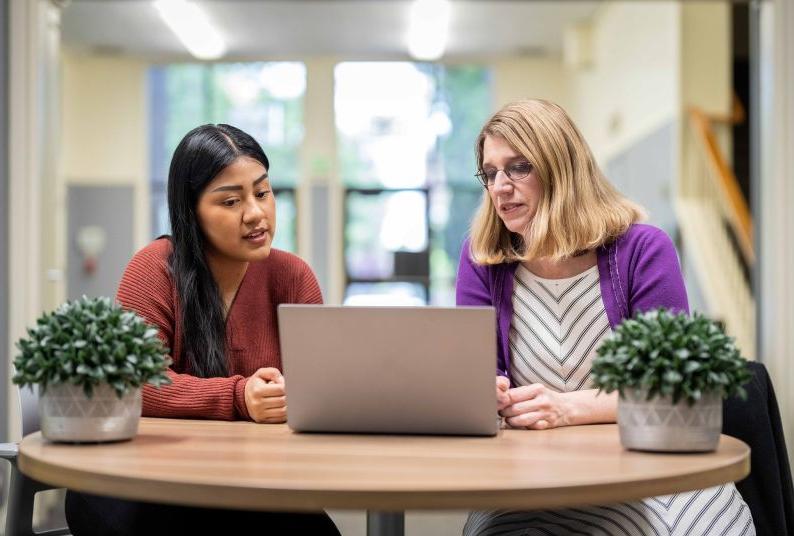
722, 361, 794, 536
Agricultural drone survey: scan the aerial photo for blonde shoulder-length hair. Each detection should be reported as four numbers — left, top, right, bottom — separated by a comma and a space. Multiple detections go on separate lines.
470, 99, 645, 265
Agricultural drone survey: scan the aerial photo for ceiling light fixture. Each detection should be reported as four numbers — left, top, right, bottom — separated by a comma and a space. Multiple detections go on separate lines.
406, 0, 451, 61
153, 0, 226, 60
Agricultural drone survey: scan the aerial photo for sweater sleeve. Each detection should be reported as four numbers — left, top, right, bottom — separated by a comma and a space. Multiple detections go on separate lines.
143, 369, 248, 420
294, 261, 324, 305
629, 227, 690, 316
228, 256, 323, 420
116, 242, 248, 421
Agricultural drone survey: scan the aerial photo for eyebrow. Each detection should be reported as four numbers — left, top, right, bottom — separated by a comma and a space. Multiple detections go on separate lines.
211, 173, 268, 193
482, 156, 527, 168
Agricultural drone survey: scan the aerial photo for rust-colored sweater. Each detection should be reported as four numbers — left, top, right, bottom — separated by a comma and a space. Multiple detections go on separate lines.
116, 238, 322, 421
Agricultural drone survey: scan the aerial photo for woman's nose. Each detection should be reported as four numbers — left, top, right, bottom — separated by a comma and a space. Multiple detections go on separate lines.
492, 170, 513, 192
242, 198, 265, 223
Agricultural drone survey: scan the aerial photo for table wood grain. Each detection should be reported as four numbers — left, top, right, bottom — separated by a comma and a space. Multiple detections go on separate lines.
18, 418, 750, 512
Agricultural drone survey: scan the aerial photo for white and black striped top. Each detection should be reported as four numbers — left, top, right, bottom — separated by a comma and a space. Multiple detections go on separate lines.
509, 264, 609, 393
463, 265, 755, 536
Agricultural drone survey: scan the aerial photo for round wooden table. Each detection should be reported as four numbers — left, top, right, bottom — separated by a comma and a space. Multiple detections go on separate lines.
19, 418, 750, 535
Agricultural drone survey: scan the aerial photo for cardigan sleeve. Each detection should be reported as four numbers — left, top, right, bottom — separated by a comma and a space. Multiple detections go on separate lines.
455, 239, 492, 307
455, 239, 508, 377
116, 241, 248, 421
628, 227, 690, 316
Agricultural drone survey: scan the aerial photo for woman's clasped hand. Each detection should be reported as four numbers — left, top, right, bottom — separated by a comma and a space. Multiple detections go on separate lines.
496, 376, 570, 430
244, 367, 287, 423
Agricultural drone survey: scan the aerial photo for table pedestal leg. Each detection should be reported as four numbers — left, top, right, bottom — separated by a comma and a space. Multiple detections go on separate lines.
366, 511, 405, 536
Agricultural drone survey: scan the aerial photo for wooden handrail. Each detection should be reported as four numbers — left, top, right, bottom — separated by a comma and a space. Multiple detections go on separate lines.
688, 108, 755, 265
706, 93, 746, 125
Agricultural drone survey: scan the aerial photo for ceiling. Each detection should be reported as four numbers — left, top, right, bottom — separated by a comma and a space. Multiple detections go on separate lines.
61, 1, 601, 61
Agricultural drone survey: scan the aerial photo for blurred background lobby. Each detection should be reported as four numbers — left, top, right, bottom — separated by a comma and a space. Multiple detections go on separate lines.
1, 0, 793, 534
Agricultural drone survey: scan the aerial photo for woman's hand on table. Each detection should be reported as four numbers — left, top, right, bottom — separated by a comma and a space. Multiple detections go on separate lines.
498, 383, 572, 430
244, 367, 287, 423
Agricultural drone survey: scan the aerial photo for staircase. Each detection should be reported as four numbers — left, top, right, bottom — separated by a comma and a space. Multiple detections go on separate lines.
676, 100, 755, 359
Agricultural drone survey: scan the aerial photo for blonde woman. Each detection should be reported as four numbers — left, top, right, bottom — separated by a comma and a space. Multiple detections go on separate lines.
456, 99, 754, 535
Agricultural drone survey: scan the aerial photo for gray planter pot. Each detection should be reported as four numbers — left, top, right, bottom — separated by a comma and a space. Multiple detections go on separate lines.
618, 388, 722, 452
39, 383, 142, 442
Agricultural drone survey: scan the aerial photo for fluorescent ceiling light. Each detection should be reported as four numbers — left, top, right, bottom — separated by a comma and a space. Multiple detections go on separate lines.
406, 0, 451, 61
153, 0, 226, 60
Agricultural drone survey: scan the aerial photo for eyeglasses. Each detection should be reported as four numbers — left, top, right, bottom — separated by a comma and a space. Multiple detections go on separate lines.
475, 162, 534, 189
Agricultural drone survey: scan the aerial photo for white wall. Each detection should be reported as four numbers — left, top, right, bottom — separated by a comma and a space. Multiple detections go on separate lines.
678, 1, 732, 200
568, 1, 681, 163
680, 2, 732, 116
759, 0, 794, 464
60, 50, 150, 252
492, 56, 571, 112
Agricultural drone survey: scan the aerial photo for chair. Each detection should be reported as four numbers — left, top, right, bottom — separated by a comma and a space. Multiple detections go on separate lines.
0, 385, 70, 536
722, 361, 794, 536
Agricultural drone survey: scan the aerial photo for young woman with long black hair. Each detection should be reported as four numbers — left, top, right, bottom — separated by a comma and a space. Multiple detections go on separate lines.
64, 124, 340, 535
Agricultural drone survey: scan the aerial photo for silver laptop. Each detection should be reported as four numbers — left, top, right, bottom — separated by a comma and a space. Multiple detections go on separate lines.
278, 305, 498, 436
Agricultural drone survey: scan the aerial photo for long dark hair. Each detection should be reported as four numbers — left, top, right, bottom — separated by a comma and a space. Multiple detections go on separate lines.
167, 124, 270, 377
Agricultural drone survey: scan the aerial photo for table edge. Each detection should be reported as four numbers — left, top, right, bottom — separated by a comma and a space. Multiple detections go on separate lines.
18, 431, 751, 511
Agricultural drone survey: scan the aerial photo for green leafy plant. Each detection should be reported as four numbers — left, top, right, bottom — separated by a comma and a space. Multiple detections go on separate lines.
13, 296, 172, 398
591, 308, 751, 405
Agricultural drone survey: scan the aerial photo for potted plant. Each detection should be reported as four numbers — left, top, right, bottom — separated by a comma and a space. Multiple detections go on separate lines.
591, 308, 750, 452
13, 296, 171, 442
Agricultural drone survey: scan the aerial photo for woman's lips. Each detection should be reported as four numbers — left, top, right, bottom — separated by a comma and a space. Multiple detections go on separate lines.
243, 230, 268, 245
500, 203, 524, 214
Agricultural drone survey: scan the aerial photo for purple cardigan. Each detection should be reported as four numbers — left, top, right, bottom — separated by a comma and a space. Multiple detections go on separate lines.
456, 224, 689, 377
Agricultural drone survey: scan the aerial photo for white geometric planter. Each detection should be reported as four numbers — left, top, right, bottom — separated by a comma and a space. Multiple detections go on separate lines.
618, 388, 722, 452
39, 383, 142, 443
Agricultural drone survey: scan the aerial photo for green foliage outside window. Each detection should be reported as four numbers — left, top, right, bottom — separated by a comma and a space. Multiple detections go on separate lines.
432, 65, 492, 303
157, 63, 304, 187
438, 65, 492, 186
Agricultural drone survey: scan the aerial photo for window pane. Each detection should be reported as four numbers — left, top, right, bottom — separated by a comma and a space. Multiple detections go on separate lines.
153, 62, 305, 187
430, 65, 492, 304
335, 62, 442, 188
210, 62, 305, 187
440, 66, 493, 186
337, 62, 492, 306
345, 190, 428, 280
